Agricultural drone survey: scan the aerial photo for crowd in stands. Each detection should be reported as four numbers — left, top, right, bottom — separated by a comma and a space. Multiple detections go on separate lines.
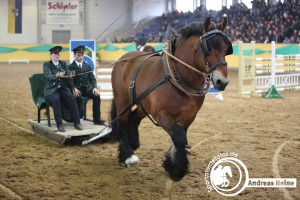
223, 0, 300, 43
118, 0, 300, 45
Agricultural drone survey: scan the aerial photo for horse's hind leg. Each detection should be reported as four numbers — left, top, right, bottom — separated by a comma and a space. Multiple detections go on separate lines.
127, 109, 142, 150
163, 123, 189, 182
118, 109, 142, 167
116, 115, 141, 167
118, 125, 132, 161
117, 117, 140, 166
110, 100, 137, 166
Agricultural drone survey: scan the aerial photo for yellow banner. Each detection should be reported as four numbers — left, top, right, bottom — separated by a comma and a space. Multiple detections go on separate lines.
8, 0, 16, 34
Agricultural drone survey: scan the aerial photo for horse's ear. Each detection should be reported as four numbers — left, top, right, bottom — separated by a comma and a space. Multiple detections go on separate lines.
203, 17, 212, 33
166, 24, 178, 40
217, 17, 228, 32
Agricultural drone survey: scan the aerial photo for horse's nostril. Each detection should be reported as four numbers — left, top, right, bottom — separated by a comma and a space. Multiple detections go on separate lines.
216, 79, 222, 86
215, 79, 229, 91
217, 79, 229, 86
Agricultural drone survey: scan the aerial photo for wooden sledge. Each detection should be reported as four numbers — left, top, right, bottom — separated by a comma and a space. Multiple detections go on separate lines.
27, 119, 111, 145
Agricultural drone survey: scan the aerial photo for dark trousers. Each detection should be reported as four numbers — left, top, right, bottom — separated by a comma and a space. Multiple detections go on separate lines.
46, 88, 80, 126
76, 88, 101, 122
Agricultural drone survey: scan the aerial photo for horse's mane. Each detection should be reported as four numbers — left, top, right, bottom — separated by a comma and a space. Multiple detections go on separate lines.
178, 22, 225, 53
178, 23, 203, 39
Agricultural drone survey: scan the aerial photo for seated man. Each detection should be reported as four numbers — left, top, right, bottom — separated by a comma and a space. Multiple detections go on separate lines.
69, 45, 106, 125
43, 46, 83, 132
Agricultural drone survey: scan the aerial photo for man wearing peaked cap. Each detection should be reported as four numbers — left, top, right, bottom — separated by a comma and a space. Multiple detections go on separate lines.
68, 44, 106, 125
43, 45, 83, 132
49, 45, 63, 54
73, 44, 85, 53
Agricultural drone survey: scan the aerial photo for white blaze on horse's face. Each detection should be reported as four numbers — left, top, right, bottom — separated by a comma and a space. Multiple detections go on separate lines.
211, 69, 230, 91
202, 17, 230, 91
208, 37, 230, 91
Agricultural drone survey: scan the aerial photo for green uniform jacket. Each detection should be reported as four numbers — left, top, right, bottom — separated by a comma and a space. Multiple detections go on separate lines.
68, 60, 97, 91
43, 60, 74, 97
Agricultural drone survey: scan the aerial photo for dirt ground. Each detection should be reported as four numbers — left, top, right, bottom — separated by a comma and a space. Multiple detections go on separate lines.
0, 62, 299, 200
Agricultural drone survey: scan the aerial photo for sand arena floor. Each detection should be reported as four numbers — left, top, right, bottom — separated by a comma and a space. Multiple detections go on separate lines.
0, 63, 299, 200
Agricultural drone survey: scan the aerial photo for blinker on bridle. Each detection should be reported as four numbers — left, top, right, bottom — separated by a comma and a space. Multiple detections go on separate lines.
163, 26, 232, 96
195, 29, 233, 74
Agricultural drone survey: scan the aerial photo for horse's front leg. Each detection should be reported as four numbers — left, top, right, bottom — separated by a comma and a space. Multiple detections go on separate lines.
163, 123, 189, 182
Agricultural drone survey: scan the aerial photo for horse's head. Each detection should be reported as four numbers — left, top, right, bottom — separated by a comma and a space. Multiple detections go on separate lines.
200, 17, 231, 91
165, 17, 231, 96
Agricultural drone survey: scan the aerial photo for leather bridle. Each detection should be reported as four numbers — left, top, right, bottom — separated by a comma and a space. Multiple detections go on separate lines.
194, 29, 233, 74
164, 28, 233, 96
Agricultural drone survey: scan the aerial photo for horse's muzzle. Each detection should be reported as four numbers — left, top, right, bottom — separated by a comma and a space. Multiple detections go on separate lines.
212, 71, 230, 91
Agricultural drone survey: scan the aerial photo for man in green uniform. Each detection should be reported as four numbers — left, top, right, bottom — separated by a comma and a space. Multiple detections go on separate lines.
43, 46, 83, 132
69, 45, 105, 125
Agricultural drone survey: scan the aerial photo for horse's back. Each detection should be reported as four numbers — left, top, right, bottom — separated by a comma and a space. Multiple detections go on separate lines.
112, 51, 150, 86
111, 51, 162, 109
113, 51, 147, 72
112, 51, 162, 85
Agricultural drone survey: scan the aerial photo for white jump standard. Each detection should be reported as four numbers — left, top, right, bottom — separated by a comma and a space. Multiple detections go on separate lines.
237, 41, 300, 98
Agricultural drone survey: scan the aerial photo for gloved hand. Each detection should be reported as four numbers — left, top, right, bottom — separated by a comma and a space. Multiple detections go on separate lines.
56, 71, 65, 78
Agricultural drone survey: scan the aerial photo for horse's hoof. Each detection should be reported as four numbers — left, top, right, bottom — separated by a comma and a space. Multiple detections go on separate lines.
169, 174, 184, 182
119, 162, 126, 167
125, 155, 140, 167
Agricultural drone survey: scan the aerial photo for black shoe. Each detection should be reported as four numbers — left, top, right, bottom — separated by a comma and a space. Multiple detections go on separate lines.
57, 124, 66, 132
94, 119, 106, 125
74, 124, 83, 130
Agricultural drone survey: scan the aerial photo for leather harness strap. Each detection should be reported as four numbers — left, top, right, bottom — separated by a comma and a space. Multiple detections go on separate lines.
129, 54, 156, 105
129, 53, 171, 126
111, 53, 170, 126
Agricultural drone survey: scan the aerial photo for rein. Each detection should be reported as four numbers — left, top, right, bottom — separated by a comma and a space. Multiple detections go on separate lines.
163, 50, 208, 78
61, 51, 161, 79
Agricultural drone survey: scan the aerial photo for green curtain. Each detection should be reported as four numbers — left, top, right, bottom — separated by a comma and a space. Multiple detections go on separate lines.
0, 46, 18, 53
103, 44, 119, 51
232, 45, 266, 55
121, 43, 137, 51
153, 43, 165, 51
96, 43, 102, 51
275, 45, 300, 55
23, 44, 69, 52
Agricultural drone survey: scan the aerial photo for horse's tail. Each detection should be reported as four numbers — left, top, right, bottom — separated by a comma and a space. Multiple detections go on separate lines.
109, 99, 120, 141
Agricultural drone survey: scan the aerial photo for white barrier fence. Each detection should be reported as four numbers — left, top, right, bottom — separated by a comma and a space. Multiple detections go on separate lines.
97, 68, 113, 100
238, 41, 300, 97
8, 59, 30, 64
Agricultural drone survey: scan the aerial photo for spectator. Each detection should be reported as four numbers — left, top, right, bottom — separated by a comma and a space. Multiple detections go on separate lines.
263, 36, 270, 43
137, 34, 147, 48
120, 1, 300, 44
283, 36, 291, 43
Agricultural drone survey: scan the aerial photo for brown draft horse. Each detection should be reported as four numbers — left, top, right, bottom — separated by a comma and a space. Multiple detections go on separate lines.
110, 17, 232, 181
